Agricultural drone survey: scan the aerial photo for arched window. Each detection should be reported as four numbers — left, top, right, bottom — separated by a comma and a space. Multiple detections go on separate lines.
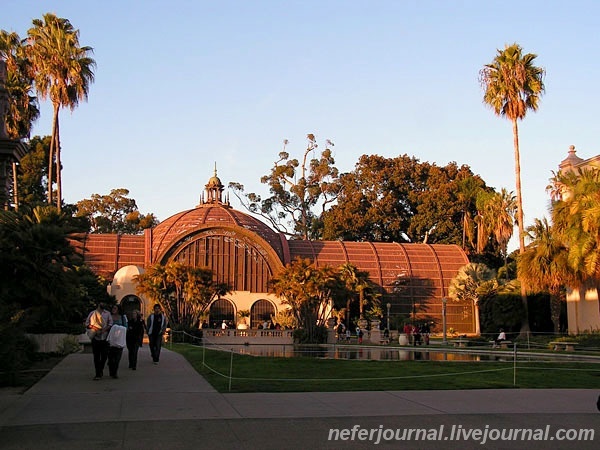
209, 298, 234, 328
121, 295, 142, 319
251, 299, 276, 329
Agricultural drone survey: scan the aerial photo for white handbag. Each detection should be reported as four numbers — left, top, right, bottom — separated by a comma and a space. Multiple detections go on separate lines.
107, 324, 127, 348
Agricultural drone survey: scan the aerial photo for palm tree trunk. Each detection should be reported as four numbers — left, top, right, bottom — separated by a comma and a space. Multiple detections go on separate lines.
47, 107, 57, 205
513, 119, 530, 335
55, 115, 62, 212
55, 114, 61, 212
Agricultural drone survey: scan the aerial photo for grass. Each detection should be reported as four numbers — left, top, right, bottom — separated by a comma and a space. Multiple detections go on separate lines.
171, 343, 600, 393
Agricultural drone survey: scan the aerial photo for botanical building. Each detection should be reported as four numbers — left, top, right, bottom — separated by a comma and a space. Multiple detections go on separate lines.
77, 171, 472, 333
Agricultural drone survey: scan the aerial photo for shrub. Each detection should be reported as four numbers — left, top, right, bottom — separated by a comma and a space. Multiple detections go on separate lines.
56, 335, 82, 355
0, 324, 37, 386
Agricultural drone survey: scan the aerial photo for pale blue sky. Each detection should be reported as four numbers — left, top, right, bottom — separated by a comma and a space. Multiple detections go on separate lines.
4, 0, 599, 251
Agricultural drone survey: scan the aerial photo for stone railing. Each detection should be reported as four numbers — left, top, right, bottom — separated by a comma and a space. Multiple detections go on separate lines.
201, 328, 294, 345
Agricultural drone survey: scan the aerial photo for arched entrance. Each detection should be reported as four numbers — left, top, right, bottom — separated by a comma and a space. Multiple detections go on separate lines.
121, 294, 142, 319
251, 299, 276, 329
209, 298, 235, 329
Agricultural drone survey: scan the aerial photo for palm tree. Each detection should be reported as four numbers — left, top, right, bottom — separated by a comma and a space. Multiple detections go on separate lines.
485, 188, 517, 274
338, 262, 371, 320
456, 177, 484, 252
480, 43, 545, 333
448, 263, 497, 335
0, 30, 39, 139
551, 167, 600, 278
26, 14, 95, 211
518, 217, 572, 333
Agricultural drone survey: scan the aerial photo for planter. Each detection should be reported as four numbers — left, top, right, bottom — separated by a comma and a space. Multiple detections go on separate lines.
399, 333, 409, 346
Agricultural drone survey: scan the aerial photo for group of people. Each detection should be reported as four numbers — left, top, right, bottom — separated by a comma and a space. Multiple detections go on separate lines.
85, 302, 168, 380
403, 322, 431, 346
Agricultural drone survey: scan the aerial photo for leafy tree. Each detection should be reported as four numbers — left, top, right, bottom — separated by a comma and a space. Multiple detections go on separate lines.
0, 30, 39, 139
448, 263, 498, 335
135, 262, 230, 331
270, 257, 340, 343
230, 134, 339, 239
323, 154, 488, 248
518, 217, 571, 333
479, 293, 525, 335
75, 188, 159, 234
480, 43, 545, 334
17, 135, 50, 206
26, 13, 96, 211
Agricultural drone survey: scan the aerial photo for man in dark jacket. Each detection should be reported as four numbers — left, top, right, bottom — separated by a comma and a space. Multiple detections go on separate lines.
147, 304, 168, 364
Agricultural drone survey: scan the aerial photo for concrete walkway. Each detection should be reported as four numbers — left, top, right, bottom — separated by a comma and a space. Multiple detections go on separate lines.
0, 346, 598, 449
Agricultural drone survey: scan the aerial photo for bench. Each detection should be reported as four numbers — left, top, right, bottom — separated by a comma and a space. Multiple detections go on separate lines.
489, 340, 512, 349
451, 339, 470, 348
549, 341, 578, 351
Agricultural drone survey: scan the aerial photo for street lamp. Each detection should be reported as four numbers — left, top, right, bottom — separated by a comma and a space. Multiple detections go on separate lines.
386, 302, 391, 331
442, 297, 447, 345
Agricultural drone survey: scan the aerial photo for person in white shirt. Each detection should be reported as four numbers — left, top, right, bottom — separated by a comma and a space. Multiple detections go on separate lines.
494, 328, 506, 347
85, 301, 113, 380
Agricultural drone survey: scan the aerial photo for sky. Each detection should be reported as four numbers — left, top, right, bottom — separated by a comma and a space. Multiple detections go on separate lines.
4, 0, 600, 252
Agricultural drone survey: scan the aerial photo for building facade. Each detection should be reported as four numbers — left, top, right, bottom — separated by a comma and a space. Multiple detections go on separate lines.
77, 171, 473, 333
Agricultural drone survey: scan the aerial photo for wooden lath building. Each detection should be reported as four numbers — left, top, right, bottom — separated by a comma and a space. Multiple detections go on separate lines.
78, 170, 473, 333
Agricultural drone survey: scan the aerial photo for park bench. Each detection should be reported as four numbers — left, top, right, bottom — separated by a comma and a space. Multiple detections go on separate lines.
489, 340, 512, 349
451, 339, 470, 348
549, 341, 578, 351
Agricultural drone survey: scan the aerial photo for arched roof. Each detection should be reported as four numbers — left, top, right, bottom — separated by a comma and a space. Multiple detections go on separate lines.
150, 205, 287, 263
287, 240, 468, 296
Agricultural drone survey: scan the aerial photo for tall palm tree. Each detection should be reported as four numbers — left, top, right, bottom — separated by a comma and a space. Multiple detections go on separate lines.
26, 14, 95, 211
518, 217, 572, 333
480, 43, 545, 333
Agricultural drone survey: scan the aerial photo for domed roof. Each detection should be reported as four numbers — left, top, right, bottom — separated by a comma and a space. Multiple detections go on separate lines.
150, 204, 286, 263
559, 145, 584, 171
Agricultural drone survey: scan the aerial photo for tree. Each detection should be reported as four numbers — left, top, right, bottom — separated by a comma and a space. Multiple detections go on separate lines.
323, 154, 488, 247
518, 217, 571, 333
26, 13, 96, 211
550, 168, 600, 279
338, 263, 374, 320
448, 263, 498, 335
75, 188, 159, 234
0, 30, 39, 139
135, 262, 229, 331
230, 134, 339, 240
0, 205, 104, 331
17, 135, 50, 206
480, 43, 545, 334
270, 257, 339, 343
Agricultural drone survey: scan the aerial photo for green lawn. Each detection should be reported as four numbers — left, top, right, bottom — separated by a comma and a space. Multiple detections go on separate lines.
171, 343, 600, 393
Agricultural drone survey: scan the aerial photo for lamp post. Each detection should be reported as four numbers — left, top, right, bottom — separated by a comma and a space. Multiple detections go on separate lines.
442, 297, 447, 345
386, 302, 391, 331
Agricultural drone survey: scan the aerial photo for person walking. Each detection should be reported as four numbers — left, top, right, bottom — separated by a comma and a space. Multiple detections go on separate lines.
107, 304, 127, 378
85, 301, 113, 380
126, 309, 145, 370
147, 304, 168, 364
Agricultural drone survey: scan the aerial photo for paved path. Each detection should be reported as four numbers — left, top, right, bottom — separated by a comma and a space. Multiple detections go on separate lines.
0, 346, 598, 449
